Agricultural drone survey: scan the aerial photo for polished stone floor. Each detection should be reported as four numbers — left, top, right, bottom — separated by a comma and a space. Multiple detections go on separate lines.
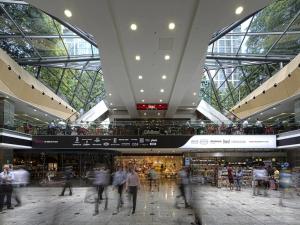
0, 183, 299, 225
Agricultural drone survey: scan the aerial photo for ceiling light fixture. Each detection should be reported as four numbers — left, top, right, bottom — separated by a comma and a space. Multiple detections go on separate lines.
130, 23, 138, 31
162, 75, 167, 79
160, 89, 164, 93
138, 75, 143, 79
140, 89, 144, 93
159, 99, 163, 103
108, 93, 112, 96
144, 112, 147, 116
235, 6, 244, 15
34, 109, 37, 112
64, 9, 72, 18
164, 55, 170, 61
168, 22, 175, 30
273, 107, 276, 110
45, 114, 48, 117
141, 99, 144, 102
192, 102, 195, 106
157, 112, 161, 116
110, 103, 113, 106
193, 92, 197, 96
135, 55, 141, 61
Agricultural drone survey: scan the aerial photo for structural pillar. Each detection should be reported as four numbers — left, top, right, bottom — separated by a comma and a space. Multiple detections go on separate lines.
294, 99, 300, 125
0, 148, 13, 168
0, 97, 15, 129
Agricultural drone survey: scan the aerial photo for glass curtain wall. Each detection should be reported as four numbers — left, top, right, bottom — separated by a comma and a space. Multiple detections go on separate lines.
0, 1, 105, 112
202, 0, 300, 114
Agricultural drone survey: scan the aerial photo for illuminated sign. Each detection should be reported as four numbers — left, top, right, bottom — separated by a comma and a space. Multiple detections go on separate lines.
136, 104, 168, 110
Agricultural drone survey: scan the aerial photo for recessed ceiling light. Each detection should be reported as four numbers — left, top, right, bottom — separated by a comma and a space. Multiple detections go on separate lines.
160, 89, 164, 93
135, 55, 141, 61
164, 55, 170, 61
192, 102, 195, 106
168, 22, 175, 30
144, 112, 147, 116
162, 75, 167, 79
159, 99, 163, 102
138, 75, 143, 79
235, 6, 244, 15
260, 112, 263, 115
45, 114, 48, 117
193, 92, 197, 96
108, 93, 112, 96
273, 107, 276, 110
140, 89, 144, 93
6, 96, 9, 99
110, 103, 113, 106
64, 9, 72, 18
157, 112, 161, 116
130, 23, 138, 31
141, 99, 145, 102
34, 109, 37, 112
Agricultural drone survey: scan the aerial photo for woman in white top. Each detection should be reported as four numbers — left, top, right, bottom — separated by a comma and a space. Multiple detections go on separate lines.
126, 166, 140, 214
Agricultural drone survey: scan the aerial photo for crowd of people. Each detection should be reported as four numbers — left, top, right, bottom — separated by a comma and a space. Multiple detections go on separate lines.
1, 162, 299, 225
223, 163, 300, 206
16, 117, 293, 136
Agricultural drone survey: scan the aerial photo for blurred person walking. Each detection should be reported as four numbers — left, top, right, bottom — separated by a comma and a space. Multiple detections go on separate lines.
59, 166, 74, 196
227, 164, 234, 191
0, 165, 14, 212
253, 163, 268, 196
176, 167, 190, 208
94, 166, 110, 215
112, 165, 127, 214
235, 167, 243, 191
279, 165, 293, 207
148, 167, 158, 191
126, 166, 140, 215
12, 167, 30, 207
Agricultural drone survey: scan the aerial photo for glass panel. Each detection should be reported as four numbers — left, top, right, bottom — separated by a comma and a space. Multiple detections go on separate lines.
213, 35, 244, 54
39, 67, 61, 92
30, 38, 68, 57
72, 96, 84, 110
3, 3, 59, 35
248, 1, 300, 33
76, 84, 89, 101
61, 69, 79, 93
220, 94, 235, 110
58, 84, 73, 103
0, 38, 38, 58
0, 10, 21, 35
213, 70, 225, 89
288, 14, 300, 31
268, 34, 300, 55
79, 71, 93, 89
63, 37, 93, 56
245, 34, 280, 54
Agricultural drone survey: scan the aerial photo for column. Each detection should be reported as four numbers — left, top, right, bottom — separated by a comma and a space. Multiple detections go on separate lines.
294, 99, 300, 125
0, 97, 15, 129
0, 148, 13, 168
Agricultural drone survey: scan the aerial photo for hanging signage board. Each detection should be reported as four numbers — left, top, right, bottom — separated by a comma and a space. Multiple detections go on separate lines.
32, 135, 276, 149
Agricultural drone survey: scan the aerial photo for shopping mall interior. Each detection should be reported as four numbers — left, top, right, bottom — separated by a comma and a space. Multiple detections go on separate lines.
0, 0, 299, 225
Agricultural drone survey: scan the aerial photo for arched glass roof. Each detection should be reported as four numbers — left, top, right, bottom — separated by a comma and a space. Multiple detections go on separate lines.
202, 0, 300, 116
0, 0, 105, 112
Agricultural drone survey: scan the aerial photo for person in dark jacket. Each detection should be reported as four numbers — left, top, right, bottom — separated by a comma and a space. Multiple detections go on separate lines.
59, 166, 73, 196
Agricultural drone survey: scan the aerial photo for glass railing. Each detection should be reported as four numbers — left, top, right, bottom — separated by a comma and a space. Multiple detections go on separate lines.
29, 121, 299, 136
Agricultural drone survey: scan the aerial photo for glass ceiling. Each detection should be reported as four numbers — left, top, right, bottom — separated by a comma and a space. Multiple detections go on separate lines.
202, 0, 300, 115
0, 1, 105, 112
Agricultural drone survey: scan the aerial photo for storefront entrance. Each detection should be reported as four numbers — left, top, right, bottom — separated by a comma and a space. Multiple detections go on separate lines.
115, 155, 183, 180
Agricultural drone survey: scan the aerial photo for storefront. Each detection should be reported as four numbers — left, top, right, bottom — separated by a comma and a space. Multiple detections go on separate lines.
184, 151, 287, 188
115, 155, 183, 180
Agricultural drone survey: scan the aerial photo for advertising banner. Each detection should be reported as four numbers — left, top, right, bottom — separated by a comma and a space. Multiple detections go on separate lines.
32, 135, 276, 149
